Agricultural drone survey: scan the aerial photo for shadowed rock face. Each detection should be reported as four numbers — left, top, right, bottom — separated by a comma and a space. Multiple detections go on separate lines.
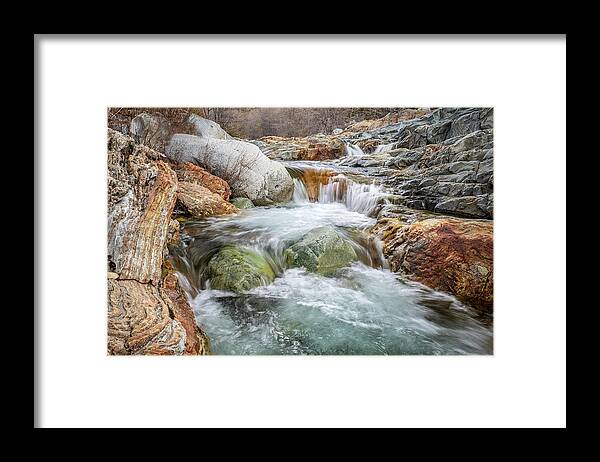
284, 226, 359, 276
107, 129, 210, 355
373, 217, 493, 312
166, 134, 294, 205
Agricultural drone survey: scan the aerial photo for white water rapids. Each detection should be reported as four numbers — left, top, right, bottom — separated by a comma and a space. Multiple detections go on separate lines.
171, 163, 493, 355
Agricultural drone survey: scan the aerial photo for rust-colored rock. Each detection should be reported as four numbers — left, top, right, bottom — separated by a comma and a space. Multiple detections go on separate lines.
173, 162, 231, 200
373, 217, 493, 312
177, 181, 237, 218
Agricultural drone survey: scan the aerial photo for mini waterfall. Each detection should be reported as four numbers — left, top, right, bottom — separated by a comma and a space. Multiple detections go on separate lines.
292, 178, 310, 204
374, 142, 395, 154
345, 143, 365, 156
318, 174, 386, 215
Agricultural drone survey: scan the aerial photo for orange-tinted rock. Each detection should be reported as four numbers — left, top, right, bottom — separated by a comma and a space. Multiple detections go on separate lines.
373, 217, 493, 312
173, 162, 231, 200
177, 181, 237, 218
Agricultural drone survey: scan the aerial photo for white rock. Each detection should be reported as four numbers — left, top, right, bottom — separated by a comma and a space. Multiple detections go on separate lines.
188, 114, 232, 139
166, 134, 293, 205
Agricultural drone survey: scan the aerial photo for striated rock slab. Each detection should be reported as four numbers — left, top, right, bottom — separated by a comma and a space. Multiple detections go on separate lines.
373, 217, 493, 312
173, 162, 231, 200
107, 129, 178, 284
177, 181, 237, 218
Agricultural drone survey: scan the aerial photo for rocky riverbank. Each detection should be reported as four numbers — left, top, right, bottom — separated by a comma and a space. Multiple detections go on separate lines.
107, 108, 493, 355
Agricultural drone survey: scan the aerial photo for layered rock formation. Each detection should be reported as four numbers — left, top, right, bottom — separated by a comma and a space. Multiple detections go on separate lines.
166, 134, 294, 205
107, 129, 177, 284
373, 216, 493, 313
107, 129, 210, 355
336, 108, 494, 219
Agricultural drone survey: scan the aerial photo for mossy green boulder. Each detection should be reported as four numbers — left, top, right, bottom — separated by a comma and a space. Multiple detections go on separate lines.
207, 246, 275, 292
230, 197, 255, 209
284, 226, 358, 276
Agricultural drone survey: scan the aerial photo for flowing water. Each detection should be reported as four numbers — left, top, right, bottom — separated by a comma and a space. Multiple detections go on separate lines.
374, 142, 396, 153
170, 162, 493, 355
345, 143, 365, 156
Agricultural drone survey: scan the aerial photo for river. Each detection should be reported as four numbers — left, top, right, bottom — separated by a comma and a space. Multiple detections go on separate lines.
170, 161, 493, 355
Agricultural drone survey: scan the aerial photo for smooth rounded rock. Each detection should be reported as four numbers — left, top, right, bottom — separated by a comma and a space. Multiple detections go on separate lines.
166, 134, 294, 205
207, 246, 275, 293
284, 226, 358, 276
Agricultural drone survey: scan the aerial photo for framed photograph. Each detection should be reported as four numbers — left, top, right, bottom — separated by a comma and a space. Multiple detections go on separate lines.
35, 35, 566, 428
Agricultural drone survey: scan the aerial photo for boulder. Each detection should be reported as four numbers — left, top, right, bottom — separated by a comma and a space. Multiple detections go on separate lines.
284, 226, 358, 276
188, 114, 232, 139
129, 112, 171, 151
207, 246, 276, 293
172, 162, 231, 200
176, 182, 237, 218
166, 134, 294, 205
373, 217, 493, 312
230, 197, 254, 209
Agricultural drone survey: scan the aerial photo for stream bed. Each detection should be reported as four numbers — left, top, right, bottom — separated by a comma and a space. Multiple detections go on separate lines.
170, 163, 493, 355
